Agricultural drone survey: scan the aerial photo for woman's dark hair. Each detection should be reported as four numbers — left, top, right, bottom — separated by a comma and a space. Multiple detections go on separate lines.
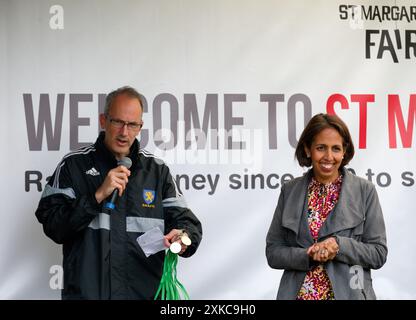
295, 113, 355, 168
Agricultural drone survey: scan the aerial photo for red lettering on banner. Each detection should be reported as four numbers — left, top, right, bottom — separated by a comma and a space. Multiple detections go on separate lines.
326, 94, 348, 114
351, 94, 375, 149
388, 94, 416, 148
326, 94, 375, 149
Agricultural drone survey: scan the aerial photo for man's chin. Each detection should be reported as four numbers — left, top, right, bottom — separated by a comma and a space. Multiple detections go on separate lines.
111, 146, 130, 158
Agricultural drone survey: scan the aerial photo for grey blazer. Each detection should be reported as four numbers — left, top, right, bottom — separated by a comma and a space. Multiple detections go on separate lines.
266, 168, 387, 300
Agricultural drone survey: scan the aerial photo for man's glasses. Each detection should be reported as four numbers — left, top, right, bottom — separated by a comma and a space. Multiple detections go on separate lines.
106, 115, 143, 131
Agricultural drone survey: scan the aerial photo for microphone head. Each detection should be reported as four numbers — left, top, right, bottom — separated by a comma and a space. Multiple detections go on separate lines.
118, 157, 132, 169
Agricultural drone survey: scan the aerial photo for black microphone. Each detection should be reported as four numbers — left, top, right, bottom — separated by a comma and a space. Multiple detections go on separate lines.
104, 157, 132, 211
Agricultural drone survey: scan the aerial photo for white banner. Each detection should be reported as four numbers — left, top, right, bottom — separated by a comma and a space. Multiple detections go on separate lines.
1, 0, 415, 299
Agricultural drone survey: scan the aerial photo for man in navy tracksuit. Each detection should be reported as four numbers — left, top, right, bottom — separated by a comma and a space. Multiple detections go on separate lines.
35, 86, 202, 299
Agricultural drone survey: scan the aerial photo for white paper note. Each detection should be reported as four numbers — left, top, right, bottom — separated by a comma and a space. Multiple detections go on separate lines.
136, 227, 166, 257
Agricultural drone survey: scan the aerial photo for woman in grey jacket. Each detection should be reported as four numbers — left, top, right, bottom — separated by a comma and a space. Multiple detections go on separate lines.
266, 113, 387, 300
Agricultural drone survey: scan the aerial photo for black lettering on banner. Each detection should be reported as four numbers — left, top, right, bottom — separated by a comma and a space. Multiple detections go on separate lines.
25, 171, 51, 192
365, 168, 392, 187
69, 94, 93, 150
405, 30, 416, 59
365, 168, 375, 182
229, 174, 242, 189
378, 30, 398, 62
224, 94, 246, 150
287, 94, 312, 148
376, 172, 391, 187
260, 93, 284, 149
339, 5, 348, 20
23, 169, 416, 194
24, 93, 107, 151
261, 93, 311, 149
184, 94, 219, 149
366, 30, 379, 59
228, 171, 295, 190
25, 170, 42, 192
24, 92, 320, 152
339, 4, 416, 22
153, 93, 178, 150
250, 174, 264, 189
175, 174, 189, 194
174, 174, 219, 195
266, 174, 279, 189
339, 5, 416, 62
366, 29, 416, 62
192, 174, 206, 190
24, 93, 65, 151
402, 171, 414, 186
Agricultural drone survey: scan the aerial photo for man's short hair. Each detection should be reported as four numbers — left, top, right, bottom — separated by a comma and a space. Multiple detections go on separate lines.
104, 86, 144, 115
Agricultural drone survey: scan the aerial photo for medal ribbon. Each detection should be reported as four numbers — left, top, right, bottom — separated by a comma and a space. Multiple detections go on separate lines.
154, 249, 190, 300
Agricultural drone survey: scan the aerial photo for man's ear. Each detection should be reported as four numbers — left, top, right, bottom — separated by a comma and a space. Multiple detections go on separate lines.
135, 121, 143, 137
99, 114, 106, 130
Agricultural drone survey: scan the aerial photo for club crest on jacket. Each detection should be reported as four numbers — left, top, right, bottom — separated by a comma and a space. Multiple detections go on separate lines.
142, 189, 156, 208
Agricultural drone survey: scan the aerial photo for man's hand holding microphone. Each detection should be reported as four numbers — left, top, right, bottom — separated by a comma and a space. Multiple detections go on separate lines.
95, 157, 132, 208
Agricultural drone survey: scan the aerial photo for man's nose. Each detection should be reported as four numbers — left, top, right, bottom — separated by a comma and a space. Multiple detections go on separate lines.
120, 124, 129, 135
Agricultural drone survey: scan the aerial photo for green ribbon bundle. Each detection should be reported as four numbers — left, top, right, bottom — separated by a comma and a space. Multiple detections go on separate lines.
154, 249, 190, 300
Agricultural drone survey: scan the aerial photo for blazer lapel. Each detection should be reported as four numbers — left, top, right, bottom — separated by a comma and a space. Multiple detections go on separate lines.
281, 170, 315, 247
318, 169, 365, 239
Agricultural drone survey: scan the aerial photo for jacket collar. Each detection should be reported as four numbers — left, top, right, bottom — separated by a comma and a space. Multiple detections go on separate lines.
281, 168, 365, 246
